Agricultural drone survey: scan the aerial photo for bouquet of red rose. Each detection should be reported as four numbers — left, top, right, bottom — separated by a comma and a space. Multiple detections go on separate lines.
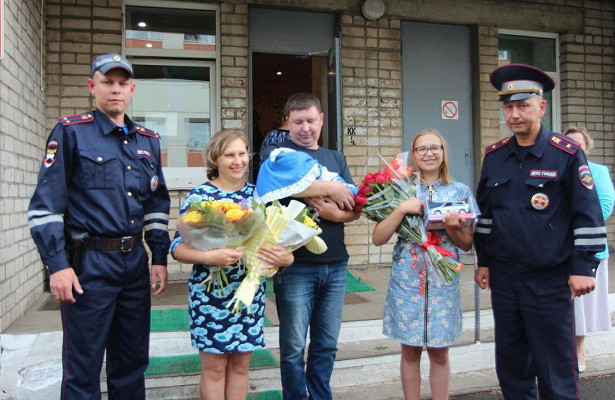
354, 155, 462, 288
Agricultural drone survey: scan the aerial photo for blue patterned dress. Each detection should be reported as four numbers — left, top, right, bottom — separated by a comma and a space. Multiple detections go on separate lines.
382, 180, 479, 347
170, 182, 266, 353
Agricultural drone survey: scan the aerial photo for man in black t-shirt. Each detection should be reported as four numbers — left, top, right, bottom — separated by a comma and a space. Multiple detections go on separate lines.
260, 93, 358, 400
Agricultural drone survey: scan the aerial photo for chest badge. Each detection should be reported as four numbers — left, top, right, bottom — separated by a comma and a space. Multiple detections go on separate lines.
150, 175, 159, 192
531, 193, 549, 210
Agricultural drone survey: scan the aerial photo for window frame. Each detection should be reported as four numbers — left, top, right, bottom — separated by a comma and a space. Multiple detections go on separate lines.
497, 29, 561, 133
127, 58, 218, 189
122, 0, 221, 189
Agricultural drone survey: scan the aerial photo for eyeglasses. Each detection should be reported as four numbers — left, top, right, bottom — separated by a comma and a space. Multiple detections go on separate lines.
414, 145, 443, 156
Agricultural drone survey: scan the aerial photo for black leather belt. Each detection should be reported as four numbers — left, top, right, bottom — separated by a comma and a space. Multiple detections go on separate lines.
82, 234, 142, 253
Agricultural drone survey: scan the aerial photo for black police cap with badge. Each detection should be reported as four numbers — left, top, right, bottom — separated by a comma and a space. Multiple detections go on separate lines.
90, 53, 134, 77
490, 64, 555, 101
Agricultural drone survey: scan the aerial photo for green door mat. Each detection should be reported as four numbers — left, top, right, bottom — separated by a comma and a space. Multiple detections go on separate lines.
145, 348, 277, 377
248, 390, 283, 400
151, 271, 374, 331
169, 390, 282, 400
151, 308, 189, 331
150, 308, 271, 331
345, 270, 376, 293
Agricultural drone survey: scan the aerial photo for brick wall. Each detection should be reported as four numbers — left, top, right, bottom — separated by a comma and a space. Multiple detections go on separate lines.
476, 26, 501, 151
45, 0, 123, 130
560, 0, 615, 241
0, 0, 47, 331
340, 15, 403, 266
220, 3, 249, 131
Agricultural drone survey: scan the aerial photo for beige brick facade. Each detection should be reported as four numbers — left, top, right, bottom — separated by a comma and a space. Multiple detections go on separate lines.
0, 0, 47, 331
220, 3, 249, 131
340, 15, 403, 266
45, 0, 123, 130
560, 0, 615, 240
0, 0, 613, 330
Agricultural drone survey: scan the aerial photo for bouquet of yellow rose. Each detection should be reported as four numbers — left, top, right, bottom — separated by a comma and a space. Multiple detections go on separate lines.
226, 200, 327, 313
176, 199, 263, 292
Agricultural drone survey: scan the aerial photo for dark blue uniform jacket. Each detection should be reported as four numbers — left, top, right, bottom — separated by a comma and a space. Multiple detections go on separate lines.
474, 125, 606, 276
28, 109, 170, 274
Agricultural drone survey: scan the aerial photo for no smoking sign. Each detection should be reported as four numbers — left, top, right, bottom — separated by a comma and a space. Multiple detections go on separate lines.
441, 101, 458, 120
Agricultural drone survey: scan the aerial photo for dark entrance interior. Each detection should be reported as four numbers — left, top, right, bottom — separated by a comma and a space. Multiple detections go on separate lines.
251, 52, 328, 179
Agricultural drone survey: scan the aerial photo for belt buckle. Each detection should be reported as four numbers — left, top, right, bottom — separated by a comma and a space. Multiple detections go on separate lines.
120, 236, 133, 253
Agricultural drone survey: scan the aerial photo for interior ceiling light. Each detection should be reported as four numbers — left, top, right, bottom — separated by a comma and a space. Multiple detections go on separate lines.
137, 21, 147, 28
276, 71, 282, 76
361, 0, 385, 20
145, 43, 153, 48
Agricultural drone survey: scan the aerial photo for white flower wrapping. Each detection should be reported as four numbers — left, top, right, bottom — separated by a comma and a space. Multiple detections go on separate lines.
176, 204, 264, 293
227, 200, 327, 313
176, 221, 246, 252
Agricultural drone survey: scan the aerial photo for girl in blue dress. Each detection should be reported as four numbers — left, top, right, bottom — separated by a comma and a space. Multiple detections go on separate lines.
171, 130, 293, 400
372, 129, 478, 400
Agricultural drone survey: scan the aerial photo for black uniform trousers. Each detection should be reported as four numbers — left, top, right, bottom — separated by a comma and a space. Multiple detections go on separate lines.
60, 245, 151, 400
489, 265, 579, 400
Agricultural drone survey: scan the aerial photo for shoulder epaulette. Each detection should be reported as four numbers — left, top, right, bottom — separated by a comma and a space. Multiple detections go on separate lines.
484, 137, 511, 155
550, 134, 579, 155
135, 124, 160, 140
58, 113, 94, 126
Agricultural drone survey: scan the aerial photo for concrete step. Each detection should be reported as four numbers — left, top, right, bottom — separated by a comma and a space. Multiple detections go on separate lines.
138, 297, 615, 399
138, 318, 495, 399
133, 308, 493, 399
139, 318, 615, 399
4, 260, 615, 399
4, 313, 614, 400
83, 307, 496, 399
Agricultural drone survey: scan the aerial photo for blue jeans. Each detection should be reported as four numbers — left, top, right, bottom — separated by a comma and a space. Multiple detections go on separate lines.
274, 261, 347, 400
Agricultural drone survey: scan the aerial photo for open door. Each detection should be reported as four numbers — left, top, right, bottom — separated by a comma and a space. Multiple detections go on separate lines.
249, 8, 338, 182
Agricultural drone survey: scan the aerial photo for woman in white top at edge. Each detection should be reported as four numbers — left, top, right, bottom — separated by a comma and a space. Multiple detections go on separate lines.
565, 126, 614, 373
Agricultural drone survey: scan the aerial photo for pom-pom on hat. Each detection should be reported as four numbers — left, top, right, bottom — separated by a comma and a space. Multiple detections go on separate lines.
490, 64, 554, 101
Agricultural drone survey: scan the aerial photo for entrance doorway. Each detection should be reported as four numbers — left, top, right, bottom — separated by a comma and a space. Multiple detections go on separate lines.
249, 8, 337, 182
251, 53, 330, 179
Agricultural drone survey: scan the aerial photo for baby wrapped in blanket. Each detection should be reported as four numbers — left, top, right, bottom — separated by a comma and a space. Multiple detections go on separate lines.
254, 148, 358, 204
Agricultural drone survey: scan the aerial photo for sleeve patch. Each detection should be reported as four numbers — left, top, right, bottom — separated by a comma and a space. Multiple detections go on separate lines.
550, 134, 579, 155
135, 124, 160, 140
484, 137, 511, 155
43, 140, 59, 168
59, 113, 94, 126
578, 164, 594, 190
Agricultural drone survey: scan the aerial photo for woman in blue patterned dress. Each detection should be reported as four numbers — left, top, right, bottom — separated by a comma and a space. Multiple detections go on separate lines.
372, 128, 479, 400
171, 130, 293, 400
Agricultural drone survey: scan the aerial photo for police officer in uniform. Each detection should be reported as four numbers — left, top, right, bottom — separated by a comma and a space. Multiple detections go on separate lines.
28, 54, 170, 399
473, 64, 607, 400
